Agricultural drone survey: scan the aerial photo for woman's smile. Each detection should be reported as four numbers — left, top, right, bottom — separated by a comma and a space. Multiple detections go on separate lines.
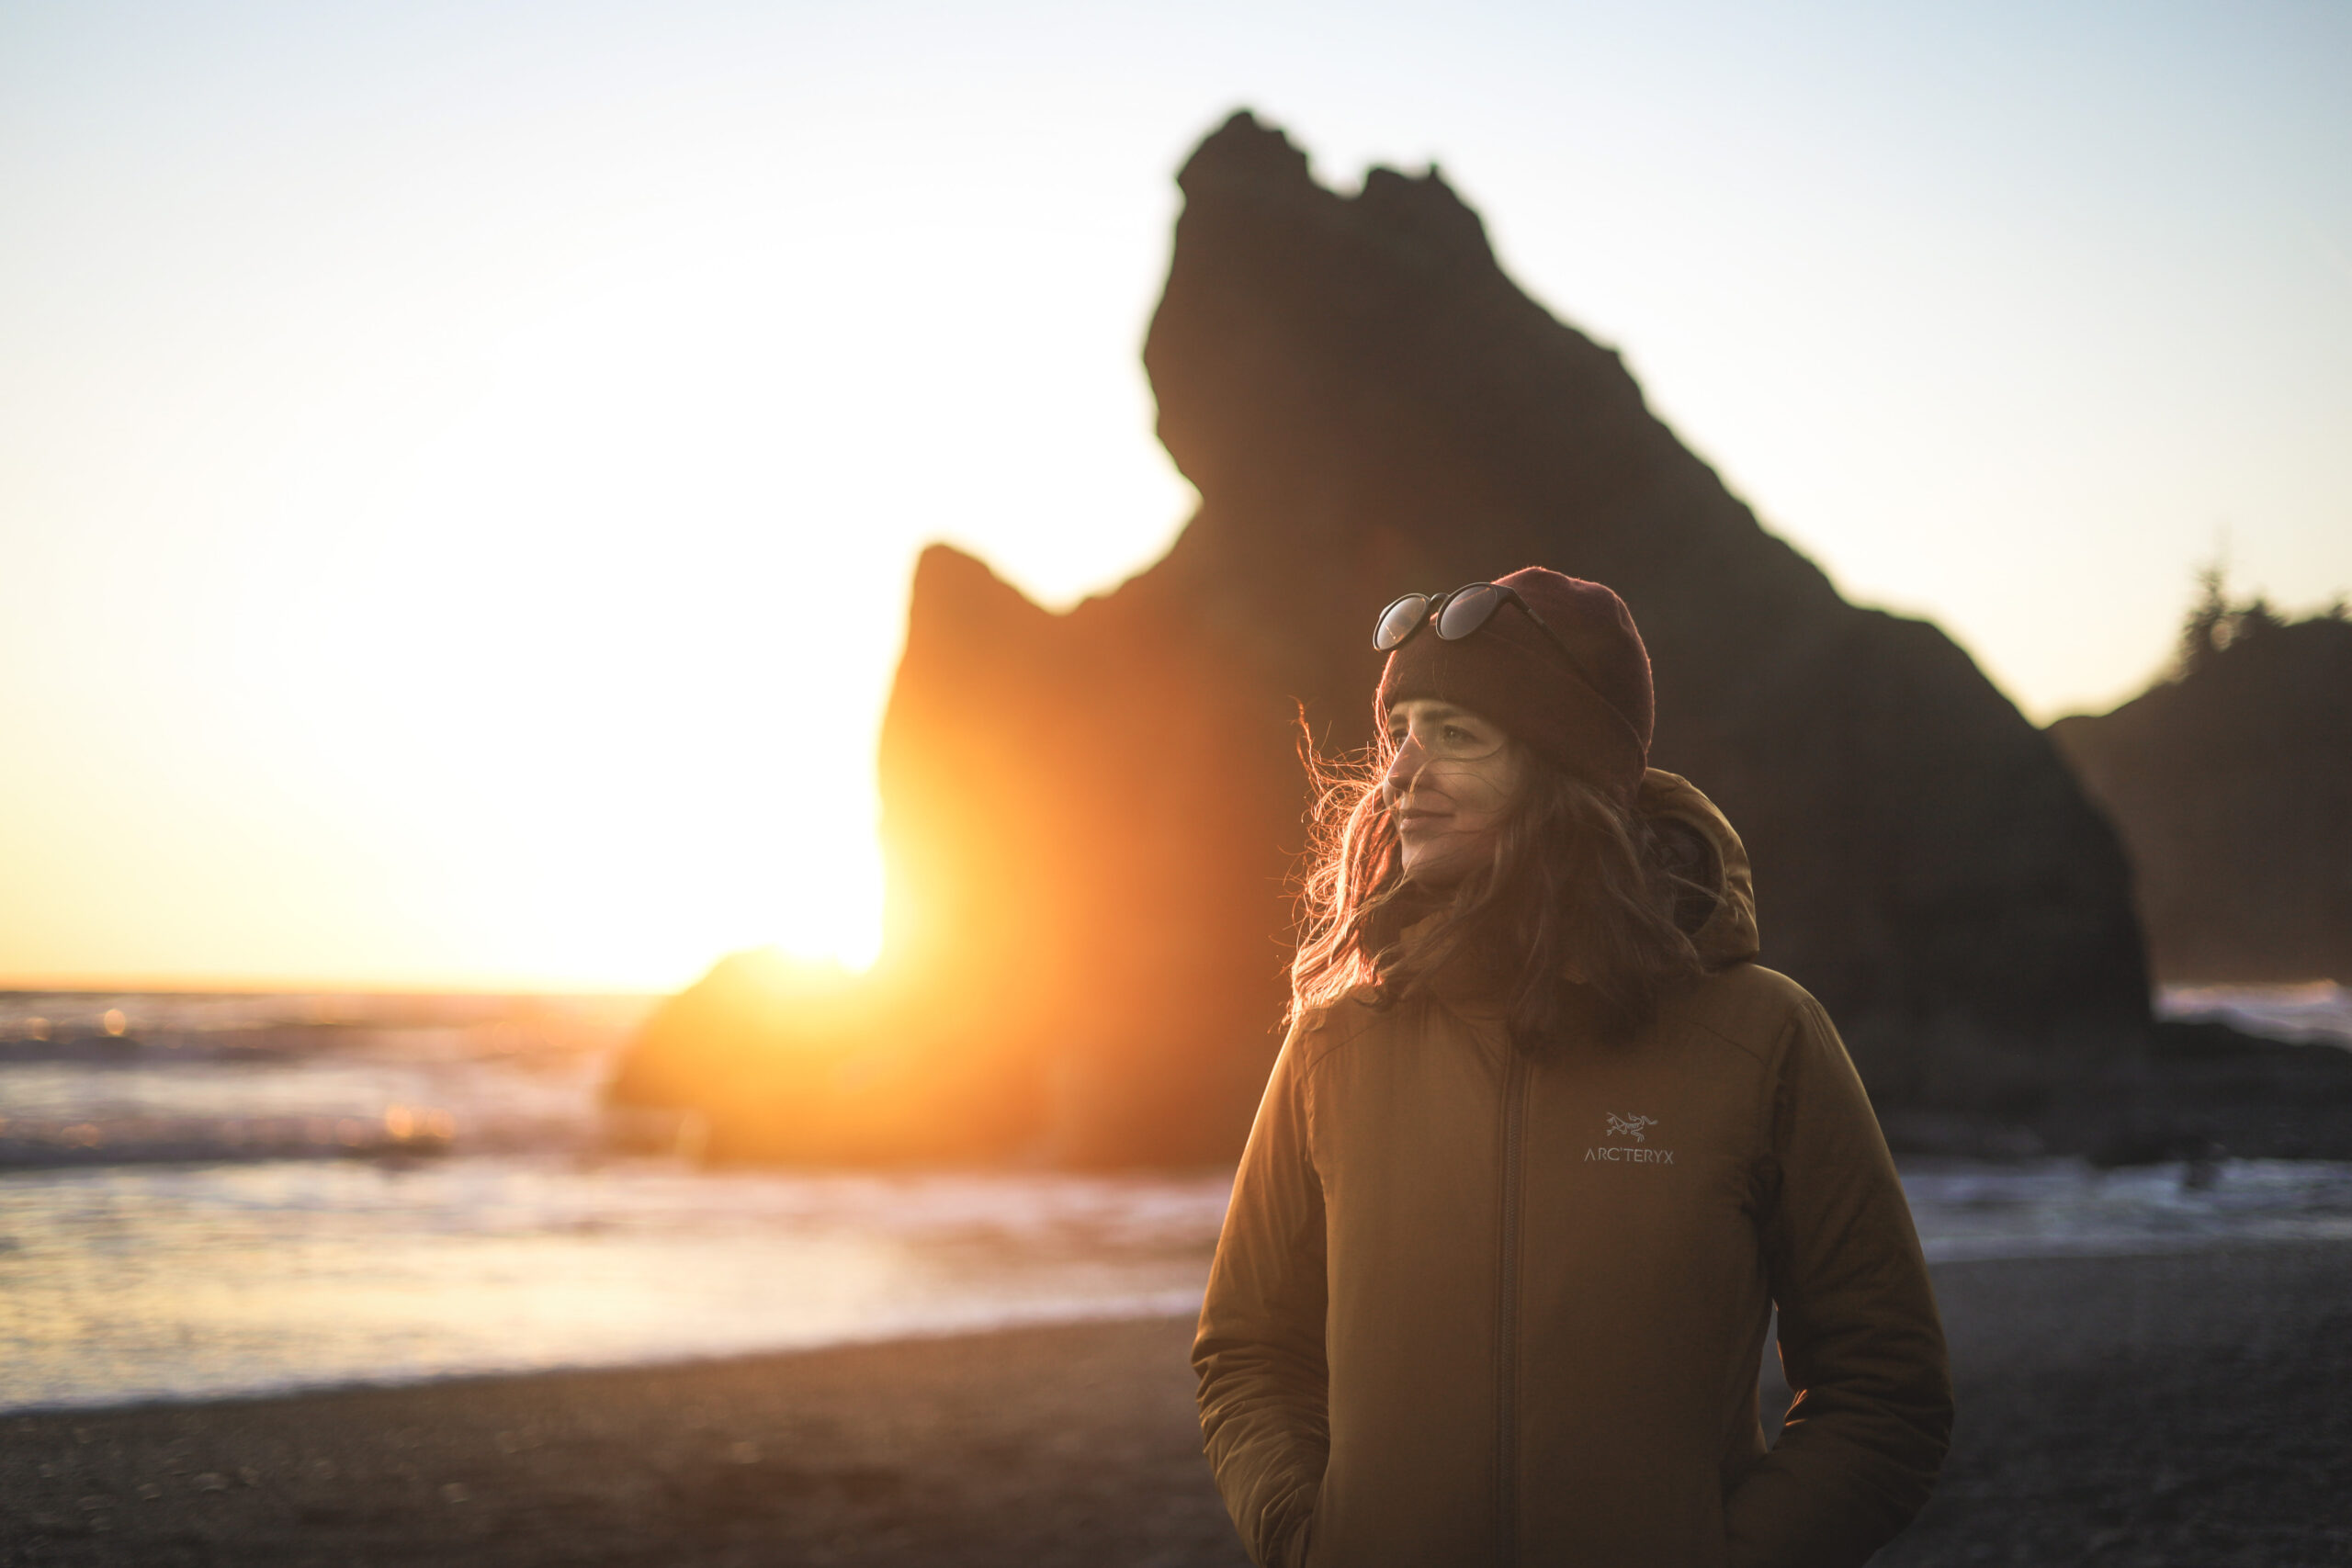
1383, 699, 1524, 886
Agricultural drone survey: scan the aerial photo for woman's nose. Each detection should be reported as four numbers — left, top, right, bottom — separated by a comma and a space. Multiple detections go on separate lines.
1382, 736, 1425, 795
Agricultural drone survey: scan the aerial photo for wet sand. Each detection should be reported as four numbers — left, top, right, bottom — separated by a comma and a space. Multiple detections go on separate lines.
4, 1244, 2347, 1566
1881, 1244, 2352, 1567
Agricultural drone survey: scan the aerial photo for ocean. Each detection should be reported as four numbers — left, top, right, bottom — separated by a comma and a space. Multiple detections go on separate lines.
3, 987, 2348, 1414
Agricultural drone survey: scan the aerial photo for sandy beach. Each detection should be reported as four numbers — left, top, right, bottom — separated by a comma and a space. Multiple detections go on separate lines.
5, 1243, 2347, 1567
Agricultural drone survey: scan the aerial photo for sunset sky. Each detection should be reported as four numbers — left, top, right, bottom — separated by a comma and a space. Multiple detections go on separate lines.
3, 1, 2346, 990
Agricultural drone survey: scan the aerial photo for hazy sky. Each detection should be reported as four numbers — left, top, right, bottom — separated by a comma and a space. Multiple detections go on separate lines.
3, 0, 2346, 989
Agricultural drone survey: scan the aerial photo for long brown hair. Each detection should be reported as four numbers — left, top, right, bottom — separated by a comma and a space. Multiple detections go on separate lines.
1289, 722, 1707, 1050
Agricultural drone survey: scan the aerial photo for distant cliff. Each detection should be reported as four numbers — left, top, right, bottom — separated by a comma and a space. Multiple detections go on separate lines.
2051, 588, 2352, 984
610, 111, 2150, 1164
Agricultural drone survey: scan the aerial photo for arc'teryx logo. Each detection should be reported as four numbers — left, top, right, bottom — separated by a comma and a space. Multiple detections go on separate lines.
1587, 1112, 1674, 1166
1605, 1112, 1658, 1144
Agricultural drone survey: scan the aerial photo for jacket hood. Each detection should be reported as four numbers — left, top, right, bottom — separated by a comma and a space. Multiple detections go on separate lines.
1638, 767, 1758, 969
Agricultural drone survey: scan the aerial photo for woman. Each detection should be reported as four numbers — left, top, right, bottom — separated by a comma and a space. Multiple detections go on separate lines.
1194, 569, 1951, 1568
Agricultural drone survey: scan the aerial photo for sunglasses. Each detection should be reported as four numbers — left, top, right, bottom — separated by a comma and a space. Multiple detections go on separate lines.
1374, 581, 1569, 658
1374, 581, 1643, 744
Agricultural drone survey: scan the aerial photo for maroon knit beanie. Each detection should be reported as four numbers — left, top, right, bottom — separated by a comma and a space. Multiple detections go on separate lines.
1374, 568, 1655, 805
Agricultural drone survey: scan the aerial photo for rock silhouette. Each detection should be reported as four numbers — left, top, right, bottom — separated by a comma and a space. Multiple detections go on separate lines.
2051, 588, 2352, 983
610, 111, 2149, 1164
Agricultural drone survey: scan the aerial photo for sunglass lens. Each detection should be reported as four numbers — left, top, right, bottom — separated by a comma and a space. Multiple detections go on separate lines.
1374, 594, 1432, 651
1435, 582, 1504, 641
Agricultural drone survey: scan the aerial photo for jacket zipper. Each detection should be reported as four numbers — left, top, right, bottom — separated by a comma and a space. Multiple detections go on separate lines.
1496, 1046, 1528, 1565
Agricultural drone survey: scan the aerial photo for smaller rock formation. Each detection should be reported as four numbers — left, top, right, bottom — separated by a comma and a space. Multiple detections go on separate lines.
605, 945, 1064, 1164
2050, 582, 2352, 984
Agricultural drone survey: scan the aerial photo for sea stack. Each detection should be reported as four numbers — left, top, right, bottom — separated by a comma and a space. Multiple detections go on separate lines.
2051, 592, 2352, 985
610, 111, 2151, 1164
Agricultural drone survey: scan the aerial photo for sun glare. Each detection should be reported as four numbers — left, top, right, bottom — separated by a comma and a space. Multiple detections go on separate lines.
6, 3, 2337, 993
39, 169, 1190, 995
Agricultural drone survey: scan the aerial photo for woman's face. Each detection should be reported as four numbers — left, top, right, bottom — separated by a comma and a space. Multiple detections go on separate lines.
1382, 699, 1525, 887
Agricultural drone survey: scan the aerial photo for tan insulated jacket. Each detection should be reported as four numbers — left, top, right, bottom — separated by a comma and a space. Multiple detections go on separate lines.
1194, 770, 1951, 1568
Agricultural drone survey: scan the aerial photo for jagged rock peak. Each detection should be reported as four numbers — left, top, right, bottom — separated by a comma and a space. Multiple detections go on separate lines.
1178, 109, 1495, 271
1177, 110, 1316, 194
905, 542, 1047, 632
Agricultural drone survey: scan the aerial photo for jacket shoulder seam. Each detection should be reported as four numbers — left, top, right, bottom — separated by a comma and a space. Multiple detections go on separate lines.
1682, 1011, 1774, 1066
1675, 966, 1812, 1067
1294, 991, 1384, 1074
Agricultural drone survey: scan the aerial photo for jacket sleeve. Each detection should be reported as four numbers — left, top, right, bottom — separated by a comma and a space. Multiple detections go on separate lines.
1724, 997, 1953, 1568
1192, 1019, 1330, 1568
